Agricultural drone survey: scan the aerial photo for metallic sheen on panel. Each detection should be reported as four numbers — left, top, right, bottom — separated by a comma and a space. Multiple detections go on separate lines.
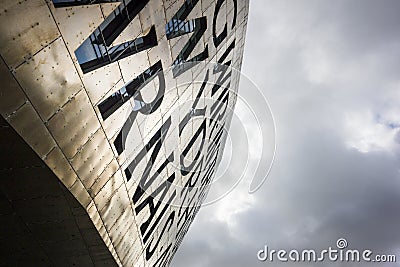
0, 0, 249, 266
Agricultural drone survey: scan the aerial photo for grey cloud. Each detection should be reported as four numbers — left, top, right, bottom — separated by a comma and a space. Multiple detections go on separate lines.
172, 0, 400, 266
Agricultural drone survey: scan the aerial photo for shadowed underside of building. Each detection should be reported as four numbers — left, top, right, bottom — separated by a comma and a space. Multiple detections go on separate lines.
0, 116, 117, 266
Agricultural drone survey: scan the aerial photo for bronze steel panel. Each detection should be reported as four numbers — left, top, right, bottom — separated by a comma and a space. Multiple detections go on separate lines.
82, 63, 122, 105
88, 159, 120, 199
0, 0, 60, 68
43, 147, 78, 189
93, 169, 124, 212
0, 58, 27, 117
118, 51, 150, 85
50, 4, 104, 52
70, 180, 92, 209
112, 17, 142, 47
47, 89, 101, 159
70, 128, 114, 187
139, 0, 166, 42
7, 102, 57, 158
14, 38, 84, 121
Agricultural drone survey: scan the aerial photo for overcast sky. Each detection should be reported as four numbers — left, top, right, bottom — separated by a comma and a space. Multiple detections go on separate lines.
172, 0, 400, 266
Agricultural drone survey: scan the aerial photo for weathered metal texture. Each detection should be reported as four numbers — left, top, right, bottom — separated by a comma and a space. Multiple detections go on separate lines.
14, 38, 84, 121
0, 0, 249, 266
0, 0, 60, 69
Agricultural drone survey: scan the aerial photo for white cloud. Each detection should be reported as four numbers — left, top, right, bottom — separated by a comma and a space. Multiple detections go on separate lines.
344, 110, 399, 153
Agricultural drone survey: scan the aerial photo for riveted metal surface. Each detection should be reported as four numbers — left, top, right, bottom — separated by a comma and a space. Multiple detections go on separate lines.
148, 37, 173, 68
108, 209, 139, 251
0, 0, 60, 69
116, 119, 146, 167
215, 40, 227, 62
139, 0, 166, 42
100, 2, 122, 18
159, 90, 179, 125
86, 203, 120, 262
124, 251, 147, 267
167, 205, 180, 240
119, 231, 145, 266
86, 201, 103, 230
43, 147, 78, 189
98, 224, 110, 245
214, 0, 227, 36
119, 238, 145, 266
88, 159, 119, 198
6, 102, 57, 158
164, 0, 184, 25
109, 207, 134, 239
226, 0, 235, 21
190, 34, 207, 59
201, 0, 214, 11
70, 180, 92, 209
49, 4, 104, 53
144, 210, 173, 266
0, 58, 27, 117
118, 51, 150, 84
137, 109, 164, 144
202, 3, 214, 50
133, 78, 165, 137
112, 16, 143, 47
70, 127, 114, 187
93, 169, 124, 212
170, 34, 189, 61
174, 62, 194, 91
99, 185, 131, 231
95, 78, 126, 109
129, 173, 170, 221
47, 89, 101, 159
124, 151, 150, 193
100, 97, 135, 140
236, 1, 248, 29
187, 0, 203, 21
14, 38, 84, 121
83, 63, 122, 105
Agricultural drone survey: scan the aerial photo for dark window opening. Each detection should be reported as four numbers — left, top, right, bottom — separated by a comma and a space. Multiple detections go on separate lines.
54, 0, 157, 74
52, 0, 121, 8
171, 18, 207, 66
98, 61, 163, 120
166, 19, 195, 39
76, 26, 157, 74
165, 0, 208, 77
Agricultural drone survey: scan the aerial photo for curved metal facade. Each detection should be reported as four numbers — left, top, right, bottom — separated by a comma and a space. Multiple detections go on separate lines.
0, 0, 249, 266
